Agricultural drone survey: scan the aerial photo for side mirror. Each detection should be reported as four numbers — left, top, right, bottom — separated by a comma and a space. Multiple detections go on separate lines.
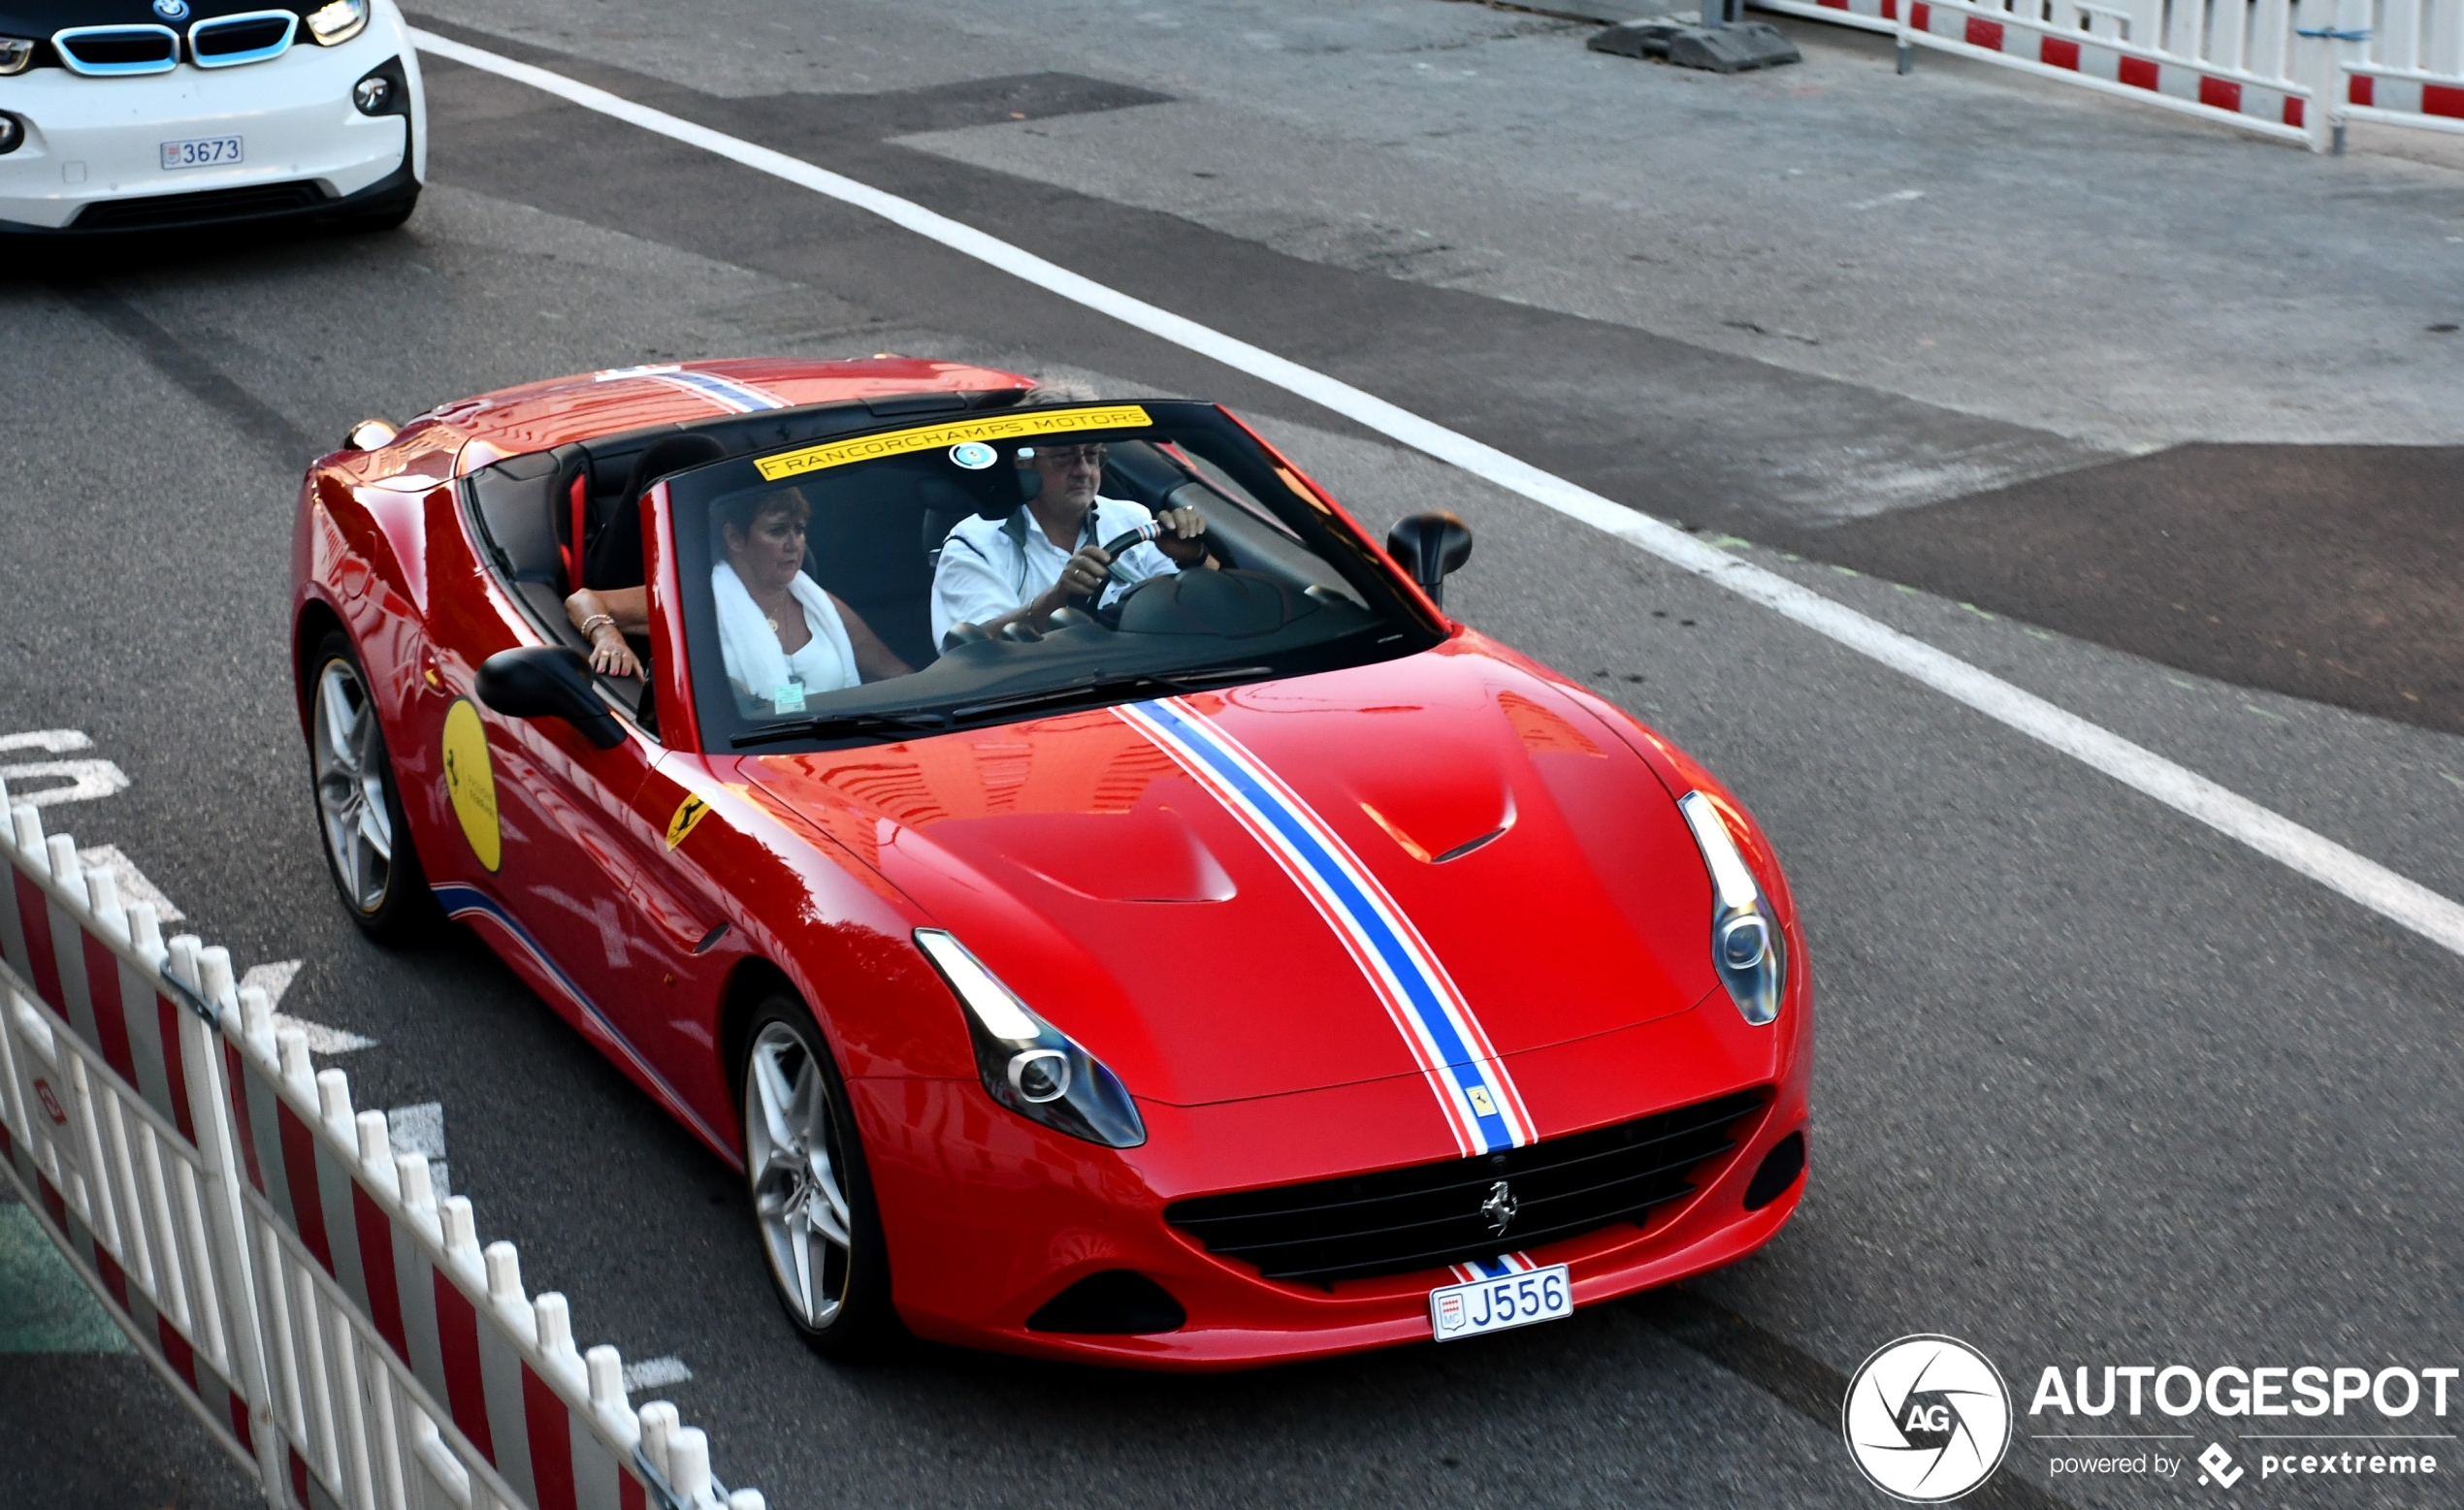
476, 647, 626, 750
1385, 512, 1474, 610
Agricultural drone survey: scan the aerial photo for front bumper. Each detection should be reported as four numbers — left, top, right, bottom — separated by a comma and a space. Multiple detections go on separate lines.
0, 3, 424, 232
855, 968, 1814, 1370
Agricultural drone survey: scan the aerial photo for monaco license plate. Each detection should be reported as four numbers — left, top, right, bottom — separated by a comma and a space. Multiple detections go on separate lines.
1429, 1263, 1572, 1341
161, 136, 243, 170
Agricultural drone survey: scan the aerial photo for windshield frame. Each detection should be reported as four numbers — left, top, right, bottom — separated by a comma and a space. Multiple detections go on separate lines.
657, 400, 1446, 754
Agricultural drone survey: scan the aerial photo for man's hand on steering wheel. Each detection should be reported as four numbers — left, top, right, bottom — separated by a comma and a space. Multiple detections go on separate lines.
1153, 504, 1209, 565
1049, 544, 1114, 609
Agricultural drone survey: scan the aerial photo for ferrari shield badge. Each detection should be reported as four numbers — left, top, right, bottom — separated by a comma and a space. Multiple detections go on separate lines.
666, 792, 713, 851
440, 699, 502, 872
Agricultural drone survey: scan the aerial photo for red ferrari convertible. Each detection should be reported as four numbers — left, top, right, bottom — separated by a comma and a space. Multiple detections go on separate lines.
291, 357, 1811, 1368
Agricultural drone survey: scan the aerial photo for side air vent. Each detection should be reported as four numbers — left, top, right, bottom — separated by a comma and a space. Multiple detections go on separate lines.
1025, 1271, 1187, 1334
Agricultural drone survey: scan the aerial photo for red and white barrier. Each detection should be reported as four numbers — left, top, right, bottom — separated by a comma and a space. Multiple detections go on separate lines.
1752, 0, 2464, 148
0, 787, 762, 1510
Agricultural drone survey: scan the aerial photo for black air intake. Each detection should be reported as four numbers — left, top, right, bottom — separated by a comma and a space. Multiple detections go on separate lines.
1167, 1090, 1765, 1285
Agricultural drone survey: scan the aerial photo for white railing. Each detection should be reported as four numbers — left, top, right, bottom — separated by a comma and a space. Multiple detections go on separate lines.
0, 787, 762, 1510
1751, 0, 2464, 145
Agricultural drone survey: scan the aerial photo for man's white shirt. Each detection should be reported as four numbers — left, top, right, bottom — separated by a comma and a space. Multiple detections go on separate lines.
930, 497, 1181, 647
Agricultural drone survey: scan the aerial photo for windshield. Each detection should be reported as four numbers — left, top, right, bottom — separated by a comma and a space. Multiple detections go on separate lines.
663, 401, 1445, 752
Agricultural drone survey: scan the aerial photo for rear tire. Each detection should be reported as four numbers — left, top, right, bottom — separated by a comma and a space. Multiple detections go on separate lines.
306, 631, 434, 942
740, 995, 902, 1361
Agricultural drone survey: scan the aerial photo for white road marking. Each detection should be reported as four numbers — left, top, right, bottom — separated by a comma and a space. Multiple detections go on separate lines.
622, 1356, 693, 1392
0, 759, 130, 808
75, 846, 185, 923
241, 959, 378, 1054
0, 730, 93, 755
385, 1101, 449, 1198
1850, 188, 1928, 209
412, 31, 2464, 963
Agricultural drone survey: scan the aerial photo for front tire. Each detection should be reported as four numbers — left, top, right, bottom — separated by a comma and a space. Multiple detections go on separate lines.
741, 996, 901, 1360
307, 631, 433, 942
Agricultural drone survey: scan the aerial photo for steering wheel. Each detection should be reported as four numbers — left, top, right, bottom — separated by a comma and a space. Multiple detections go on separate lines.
1062, 523, 1169, 622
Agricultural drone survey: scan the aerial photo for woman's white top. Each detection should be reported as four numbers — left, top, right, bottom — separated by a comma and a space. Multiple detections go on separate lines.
711, 561, 859, 711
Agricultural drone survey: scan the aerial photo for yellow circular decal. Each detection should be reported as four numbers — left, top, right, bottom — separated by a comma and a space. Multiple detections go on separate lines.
440, 699, 502, 873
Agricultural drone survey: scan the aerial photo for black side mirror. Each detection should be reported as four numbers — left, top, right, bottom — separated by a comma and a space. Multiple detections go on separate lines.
1385, 512, 1474, 609
476, 647, 626, 750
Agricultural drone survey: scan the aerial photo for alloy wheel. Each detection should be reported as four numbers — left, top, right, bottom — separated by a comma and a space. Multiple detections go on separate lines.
311, 659, 394, 914
746, 1021, 854, 1330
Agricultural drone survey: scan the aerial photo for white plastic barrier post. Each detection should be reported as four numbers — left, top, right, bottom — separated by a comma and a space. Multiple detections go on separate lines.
0, 793, 281, 1506
0, 795, 762, 1510
1751, 0, 2340, 144
2326, 0, 2464, 140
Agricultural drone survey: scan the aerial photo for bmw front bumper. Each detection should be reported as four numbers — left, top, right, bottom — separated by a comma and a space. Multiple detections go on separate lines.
0, 0, 426, 234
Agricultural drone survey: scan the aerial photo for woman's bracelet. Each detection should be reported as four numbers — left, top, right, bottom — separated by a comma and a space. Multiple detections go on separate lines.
578, 613, 616, 637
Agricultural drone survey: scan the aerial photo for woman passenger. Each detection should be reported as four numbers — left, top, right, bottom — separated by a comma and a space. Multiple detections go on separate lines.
564, 490, 909, 710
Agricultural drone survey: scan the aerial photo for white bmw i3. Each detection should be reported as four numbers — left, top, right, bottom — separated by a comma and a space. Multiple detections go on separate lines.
0, 0, 424, 236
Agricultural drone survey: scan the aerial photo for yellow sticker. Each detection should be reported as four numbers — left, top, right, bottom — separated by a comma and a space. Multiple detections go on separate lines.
753, 404, 1153, 483
665, 792, 713, 851
440, 699, 502, 873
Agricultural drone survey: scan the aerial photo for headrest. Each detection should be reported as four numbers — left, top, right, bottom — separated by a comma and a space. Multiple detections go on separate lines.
622, 433, 730, 506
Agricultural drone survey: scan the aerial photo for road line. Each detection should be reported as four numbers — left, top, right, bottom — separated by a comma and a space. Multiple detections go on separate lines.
412, 29, 2464, 963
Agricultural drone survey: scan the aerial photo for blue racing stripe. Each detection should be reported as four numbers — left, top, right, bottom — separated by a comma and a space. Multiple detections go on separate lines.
1135, 700, 1521, 1152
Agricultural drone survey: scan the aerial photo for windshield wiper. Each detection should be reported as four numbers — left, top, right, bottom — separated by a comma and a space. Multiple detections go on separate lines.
729, 666, 1274, 748
729, 707, 958, 748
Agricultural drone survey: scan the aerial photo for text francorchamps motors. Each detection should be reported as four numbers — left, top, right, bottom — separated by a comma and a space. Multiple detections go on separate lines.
2032, 1363, 2455, 1484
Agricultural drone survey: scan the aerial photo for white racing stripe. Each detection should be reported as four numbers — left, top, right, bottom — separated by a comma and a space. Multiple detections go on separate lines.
412, 30, 2464, 963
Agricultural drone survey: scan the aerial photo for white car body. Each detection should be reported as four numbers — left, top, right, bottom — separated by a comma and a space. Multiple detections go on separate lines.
0, 0, 424, 233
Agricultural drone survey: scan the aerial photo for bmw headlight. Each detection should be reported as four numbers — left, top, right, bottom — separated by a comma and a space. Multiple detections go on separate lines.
304, 0, 370, 46
1678, 790, 1785, 1026
0, 36, 34, 74
915, 929, 1147, 1148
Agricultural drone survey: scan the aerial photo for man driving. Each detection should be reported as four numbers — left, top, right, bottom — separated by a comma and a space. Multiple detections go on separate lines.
930, 437, 1209, 649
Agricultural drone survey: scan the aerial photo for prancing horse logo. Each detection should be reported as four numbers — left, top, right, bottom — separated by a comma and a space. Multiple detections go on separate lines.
1480, 1179, 1517, 1236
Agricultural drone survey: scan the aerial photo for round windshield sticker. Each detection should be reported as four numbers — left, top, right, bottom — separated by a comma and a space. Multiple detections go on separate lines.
441, 699, 502, 873
949, 441, 998, 470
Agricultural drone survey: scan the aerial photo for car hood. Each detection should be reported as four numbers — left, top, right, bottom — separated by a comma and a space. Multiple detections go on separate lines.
738, 643, 1722, 1110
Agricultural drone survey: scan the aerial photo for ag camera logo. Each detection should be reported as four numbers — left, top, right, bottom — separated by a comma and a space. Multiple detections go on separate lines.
1843, 1334, 2014, 1501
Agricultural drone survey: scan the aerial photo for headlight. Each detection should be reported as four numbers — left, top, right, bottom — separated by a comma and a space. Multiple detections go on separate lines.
0, 36, 33, 74
304, 0, 370, 46
915, 929, 1147, 1148
1678, 790, 1785, 1025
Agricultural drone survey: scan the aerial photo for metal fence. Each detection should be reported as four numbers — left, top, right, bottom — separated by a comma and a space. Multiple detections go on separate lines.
0, 786, 762, 1510
1752, 0, 2464, 146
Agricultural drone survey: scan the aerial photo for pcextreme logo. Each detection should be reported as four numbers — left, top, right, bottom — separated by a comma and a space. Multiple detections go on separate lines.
1842, 1334, 2015, 1502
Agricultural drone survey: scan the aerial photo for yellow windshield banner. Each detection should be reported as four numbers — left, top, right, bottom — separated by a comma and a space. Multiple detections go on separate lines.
752, 404, 1154, 483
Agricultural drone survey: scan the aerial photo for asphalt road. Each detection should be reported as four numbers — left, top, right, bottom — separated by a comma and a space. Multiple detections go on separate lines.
4, 3, 2462, 1508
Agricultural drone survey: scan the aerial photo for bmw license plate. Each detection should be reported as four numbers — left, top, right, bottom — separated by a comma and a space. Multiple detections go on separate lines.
1428, 1263, 1572, 1341
161, 136, 243, 170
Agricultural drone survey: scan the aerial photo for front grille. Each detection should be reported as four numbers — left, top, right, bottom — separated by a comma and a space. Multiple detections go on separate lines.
190, 13, 298, 66
77, 180, 329, 231
1166, 1089, 1765, 1285
52, 25, 179, 75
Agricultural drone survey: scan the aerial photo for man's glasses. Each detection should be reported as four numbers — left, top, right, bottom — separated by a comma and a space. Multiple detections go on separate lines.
1032, 444, 1109, 468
